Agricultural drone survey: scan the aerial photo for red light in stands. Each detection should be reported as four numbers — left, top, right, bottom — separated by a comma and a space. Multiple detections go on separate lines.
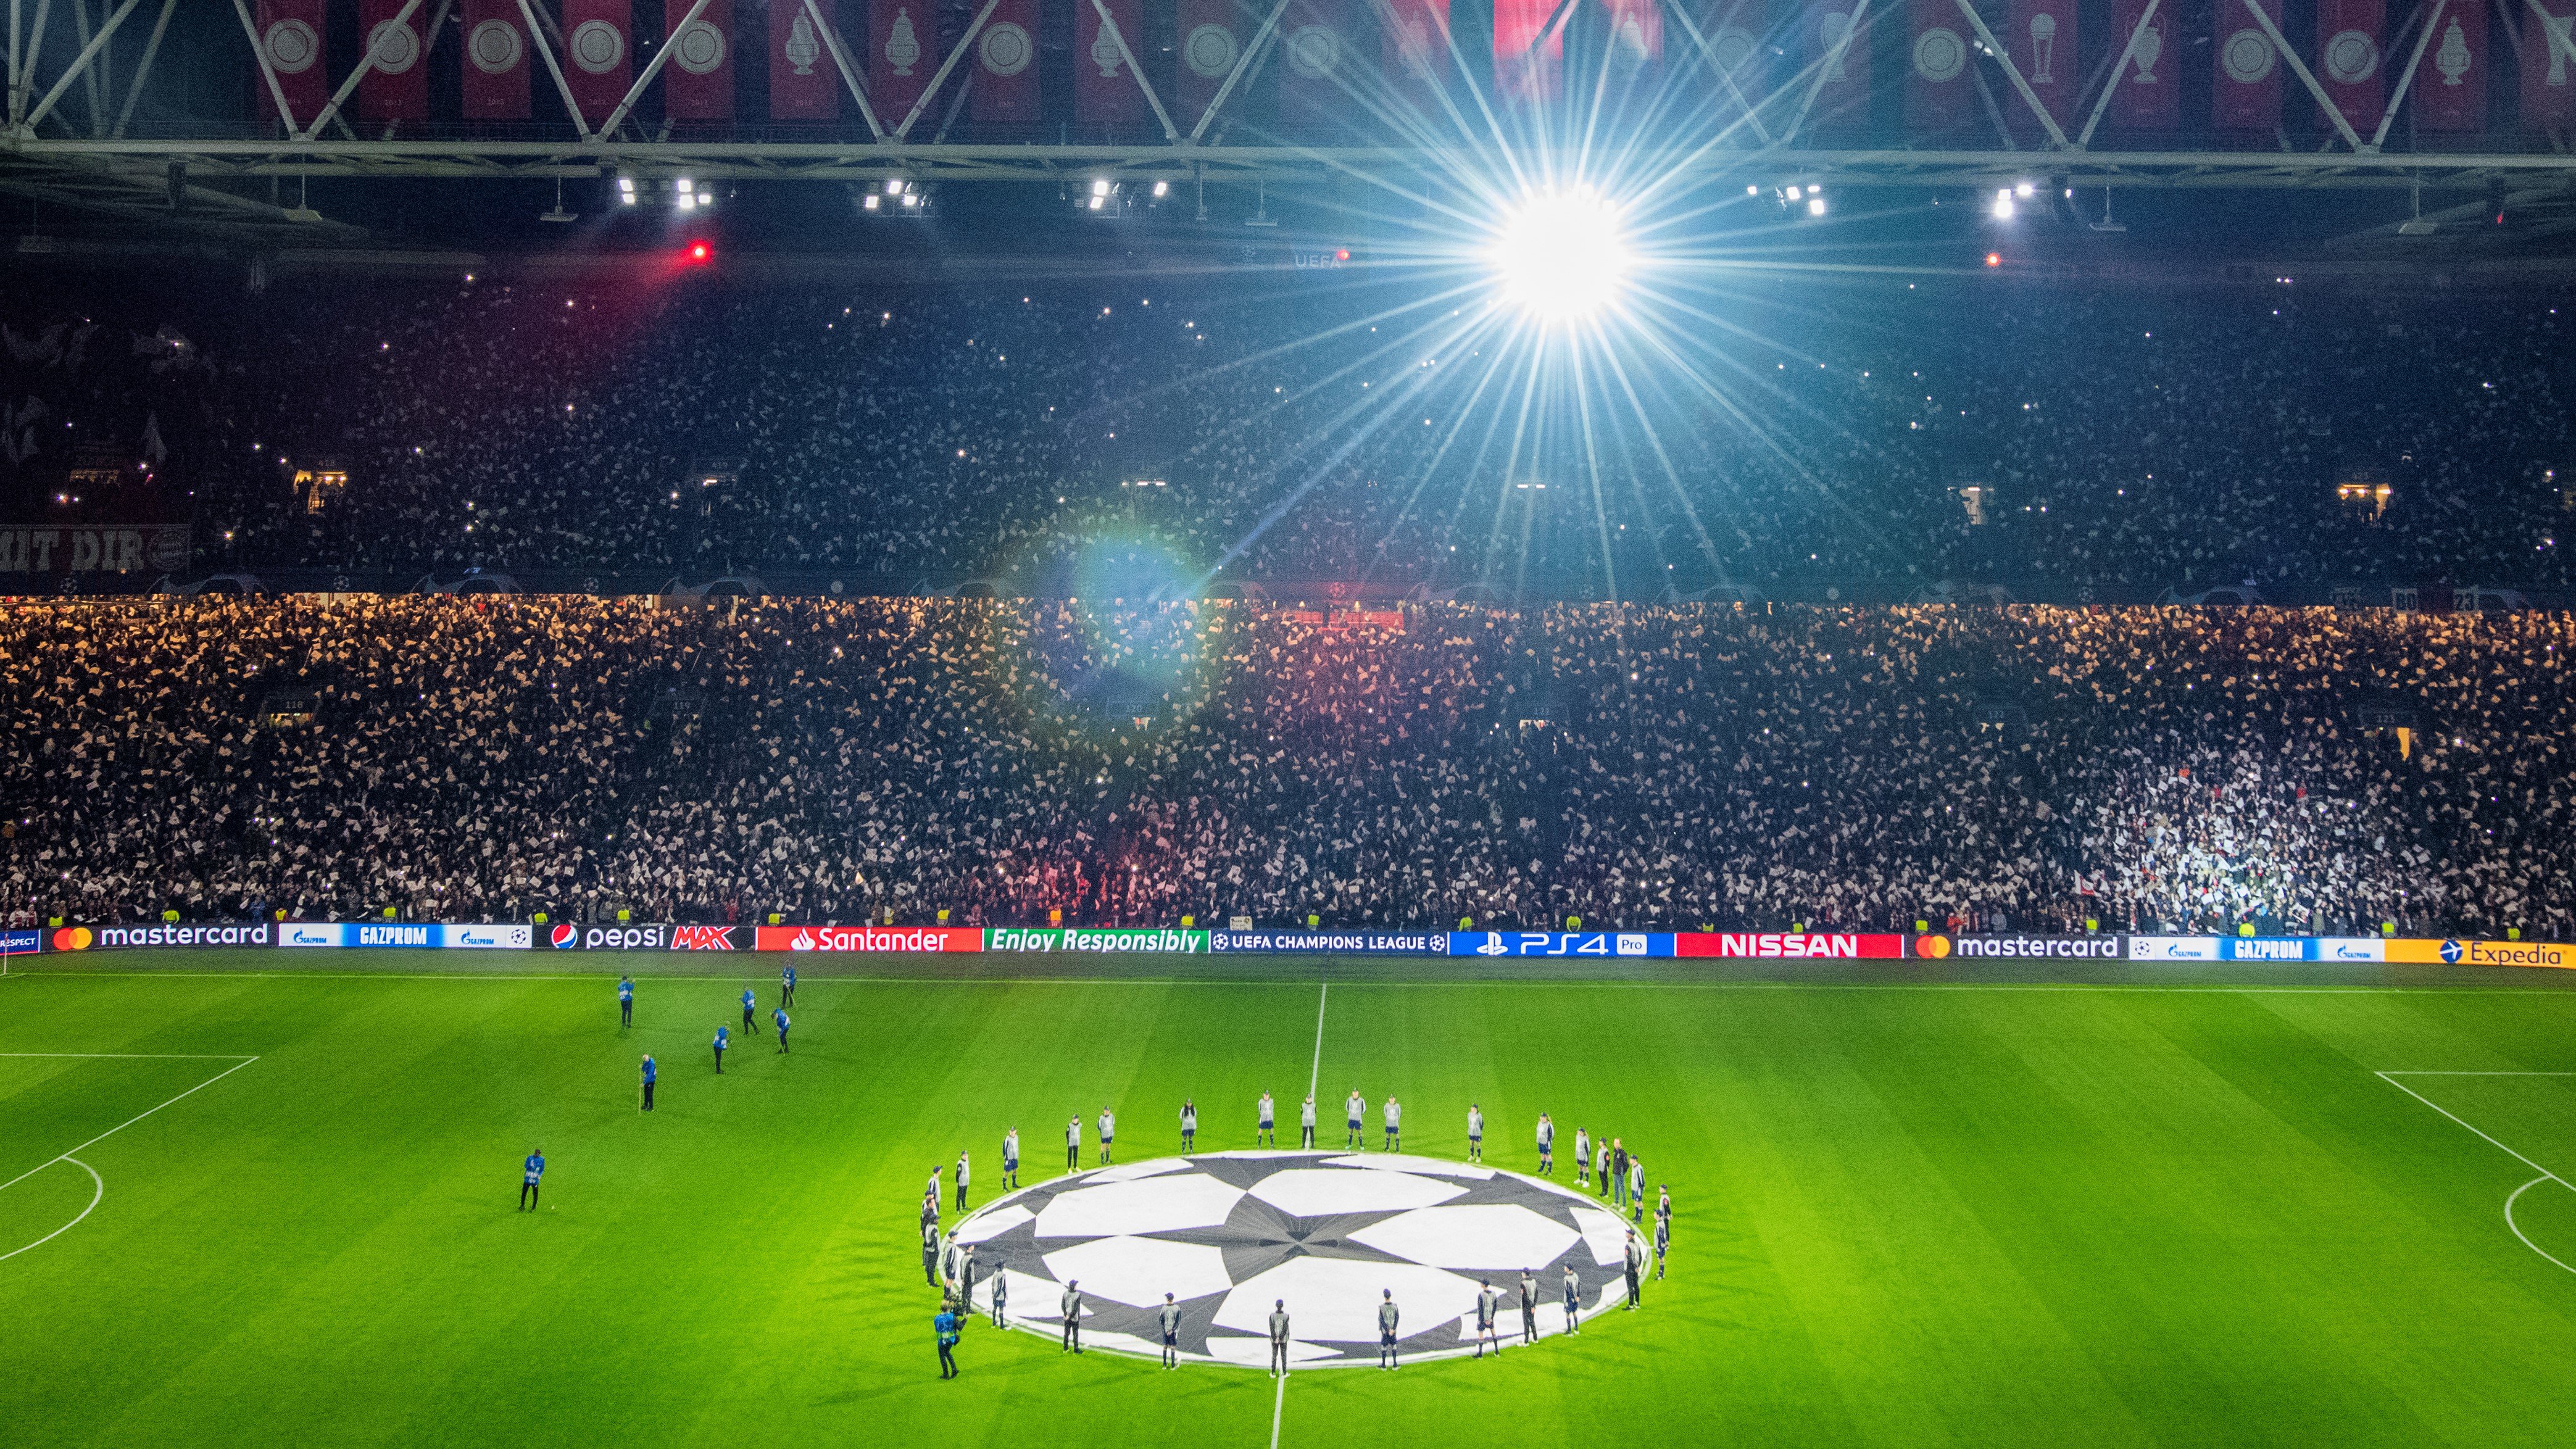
1335, 248, 1350, 262
1985, 252, 2001, 267
687, 241, 712, 263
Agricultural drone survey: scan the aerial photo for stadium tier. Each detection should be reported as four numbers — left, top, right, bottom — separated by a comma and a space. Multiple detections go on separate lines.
1, 273, 2569, 599
2, 598, 2567, 939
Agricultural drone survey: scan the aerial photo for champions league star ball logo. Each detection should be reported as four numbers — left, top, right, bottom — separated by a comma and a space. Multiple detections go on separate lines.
949, 1152, 1635, 1366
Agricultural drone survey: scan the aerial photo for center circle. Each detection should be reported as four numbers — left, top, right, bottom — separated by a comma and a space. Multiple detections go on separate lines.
944, 1152, 1639, 1368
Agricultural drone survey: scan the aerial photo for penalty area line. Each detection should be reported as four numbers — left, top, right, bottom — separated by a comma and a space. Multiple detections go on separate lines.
0, 1055, 259, 1198
2375, 1070, 2576, 1276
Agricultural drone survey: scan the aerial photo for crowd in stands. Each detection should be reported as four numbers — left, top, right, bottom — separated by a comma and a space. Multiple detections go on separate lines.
4, 267, 2570, 596
3, 597, 2565, 939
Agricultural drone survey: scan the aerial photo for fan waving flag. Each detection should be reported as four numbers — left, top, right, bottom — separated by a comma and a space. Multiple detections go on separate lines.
2316, 0, 2383, 135
1076, 0, 1147, 128
664, 0, 736, 120
461, 0, 531, 120
562, 0, 634, 127
357, 0, 430, 121
2106, 0, 2179, 130
971, 0, 1041, 125
2413, 0, 2483, 132
770, 0, 839, 121
1903, 0, 1972, 134
253, 0, 329, 130
1276, 0, 1355, 126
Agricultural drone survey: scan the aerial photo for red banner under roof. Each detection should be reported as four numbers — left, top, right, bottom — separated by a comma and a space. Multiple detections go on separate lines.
2522, 0, 2575, 131
663, 0, 736, 121
970, 0, 1041, 126
2212, 0, 2283, 131
870, 0, 936, 130
2005, 0, 2076, 137
2412, 0, 2485, 133
2104, 0, 2179, 130
2315, 0, 2383, 136
1175, 0, 1244, 125
1903, 0, 1973, 133
252, 0, 329, 131
1382, 0, 1453, 103
1803, 0, 1869, 133
1076, 0, 1147, 127
460, 0, 532, 120
1276, 0, 1357, 125
1494, 0, 1564, 106
562, 0, 634, 127
357, 0, 430, 121
769, 0, 839, 122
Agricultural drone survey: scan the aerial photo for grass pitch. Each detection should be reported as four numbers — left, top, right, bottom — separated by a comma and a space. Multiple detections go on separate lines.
6, 952, 2576, 1447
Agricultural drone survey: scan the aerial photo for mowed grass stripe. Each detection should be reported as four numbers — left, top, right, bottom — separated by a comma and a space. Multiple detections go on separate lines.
7, 969, 2576, 1448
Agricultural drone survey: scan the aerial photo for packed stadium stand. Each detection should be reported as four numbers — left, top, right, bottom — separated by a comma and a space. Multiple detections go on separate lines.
2, 597, 2565, 938
4, 271, 2569, 597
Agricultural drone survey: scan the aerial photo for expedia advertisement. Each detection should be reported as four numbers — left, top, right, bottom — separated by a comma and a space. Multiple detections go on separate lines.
48, 923, 275, 952
1908, 934, 2122, 960
986, 928, 1209, 953
2385, 937, 2574, 969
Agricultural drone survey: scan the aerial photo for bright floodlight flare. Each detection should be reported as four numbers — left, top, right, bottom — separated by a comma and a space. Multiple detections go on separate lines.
1489, 187, 1632, 323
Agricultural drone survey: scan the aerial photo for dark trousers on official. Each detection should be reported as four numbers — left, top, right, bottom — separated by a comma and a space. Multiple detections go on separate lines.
1063, 1318, 1081, 1351
1302, 1126, 1314, 1148
924, 1250, 940, 1287
777, 1029, 789, 1053
744, 1008, 757, 1035
1626, 1269, 1641, 1306
520, 1181, 539, 1209
714, 1048, 723, 1073
1271, 1340, 1289, 1374
1522, 1310, 1537, 1343
783, 984, 795, 1007
955, 1182, 966, 1210
1068, 1146, 1078, 1169
1469, 1137, 1481, 1161
642, 1081, 655, 1110
937, 1342, 956, 1378
620, 1003, 631, 1027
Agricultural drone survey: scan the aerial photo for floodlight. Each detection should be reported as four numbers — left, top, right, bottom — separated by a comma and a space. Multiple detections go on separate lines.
1152, 180, 1170, 197
1992, 188, 2016, 220
678, 192, 696, 210
1808, 197, 1827, 217
1092, 179, 1111, 197
1089, 195, 1105, 210
902, 192, 920, 208
1488, 186, 1632, 323
1786, 185, 1801, 200
2016, 180, 2035, 197
676, 178, 693, 194
863, 193, 880, 210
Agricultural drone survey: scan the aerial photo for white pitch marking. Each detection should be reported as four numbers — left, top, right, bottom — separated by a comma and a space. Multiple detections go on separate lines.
0, 1055, 257, 1197
0, 1158, 102, 1263
1307, 980, 1327, 1100
2376, 1070, 2576, 1276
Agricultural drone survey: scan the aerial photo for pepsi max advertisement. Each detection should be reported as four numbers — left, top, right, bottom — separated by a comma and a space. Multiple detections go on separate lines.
542, 923, 747, 950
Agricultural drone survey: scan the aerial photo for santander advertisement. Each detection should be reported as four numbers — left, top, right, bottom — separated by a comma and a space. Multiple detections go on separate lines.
751, 925, 983, 953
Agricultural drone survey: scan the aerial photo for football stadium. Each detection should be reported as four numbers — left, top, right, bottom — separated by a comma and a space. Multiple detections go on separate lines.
5, 1, 2576, 1444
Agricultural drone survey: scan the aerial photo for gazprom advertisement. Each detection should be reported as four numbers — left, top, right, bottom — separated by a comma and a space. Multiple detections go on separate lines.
279, 923, 534, 949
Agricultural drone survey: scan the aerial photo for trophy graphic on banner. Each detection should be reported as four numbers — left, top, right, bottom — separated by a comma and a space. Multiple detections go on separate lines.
1092, 16, 1124, 75
2433, 17, 2468, 84
885, 9, 921, 75
1820, 10, 1853, 79
784, 12, 820, 75
2132, 15, 2162, 81
2029, 11, 2056, 83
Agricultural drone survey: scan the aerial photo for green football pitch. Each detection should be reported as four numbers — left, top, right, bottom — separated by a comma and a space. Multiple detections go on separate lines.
6, 951, 2576, 1448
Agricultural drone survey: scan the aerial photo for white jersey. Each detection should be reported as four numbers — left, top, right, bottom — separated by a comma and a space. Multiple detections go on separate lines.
1258, 1094, 1274, 1125
1067, 1119, 1082, 1148
1468, 1108, 1484, 1139
1537, 1118, 1553, 1147
1301, 1098, 1317, 1127
957, 1153, 970, 1187
1384, 1099, 1400, 1128
1099, 1111, 1115, 1140
1575, 1130, 1590, 1163
1346, 1094, 1365, 1123
1004, 1131, 1020, 1163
